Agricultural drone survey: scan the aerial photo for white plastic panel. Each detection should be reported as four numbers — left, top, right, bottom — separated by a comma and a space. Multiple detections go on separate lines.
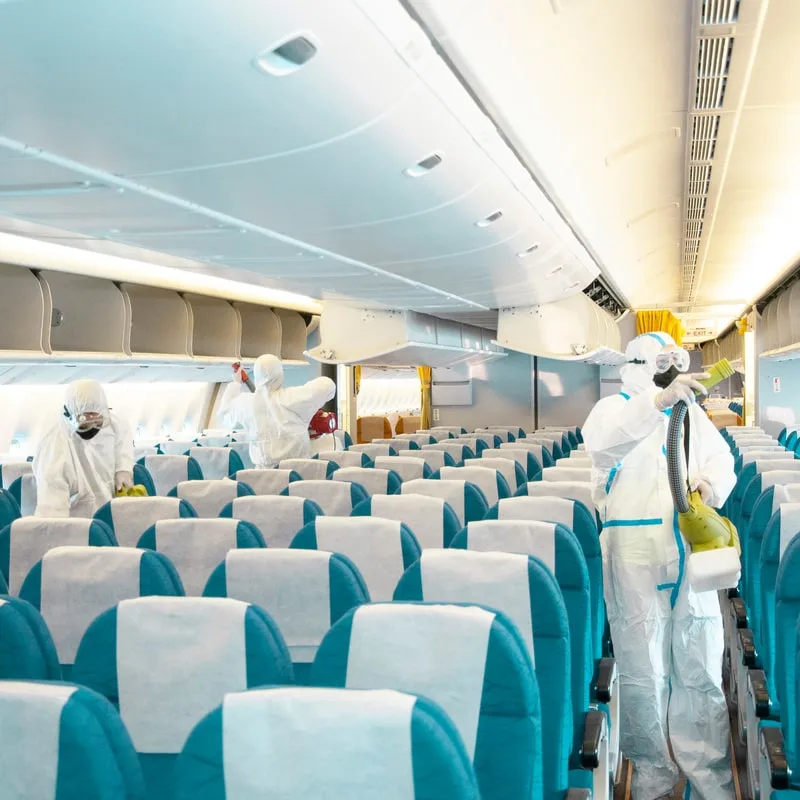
496, 294, 623, 364
39, 270, 126, 355
0, 263, 47, 353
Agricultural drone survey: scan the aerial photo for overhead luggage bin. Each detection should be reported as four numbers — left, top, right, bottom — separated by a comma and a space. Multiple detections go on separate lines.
183, 293, 239, 360
496, 293, 624, 365
0, 263, 48, 355
273, 308, 309, 364
234, 303, 282, 360
121, 283, 191, 358
307, 301, 505, 368
39, 270, 126, 356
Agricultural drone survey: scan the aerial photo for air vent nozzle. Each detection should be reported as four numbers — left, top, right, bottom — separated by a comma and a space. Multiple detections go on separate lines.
404, 153, 443, 178
255, 34, 318, 76
475, 209, 503, 228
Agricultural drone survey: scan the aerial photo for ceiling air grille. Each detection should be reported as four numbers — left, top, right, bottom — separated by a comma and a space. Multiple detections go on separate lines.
695, 37, 734, 109
701, 0, 740, 25
690, 115, 721, 161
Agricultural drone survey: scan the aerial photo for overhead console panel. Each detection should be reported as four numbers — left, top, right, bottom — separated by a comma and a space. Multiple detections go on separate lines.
306, 301, 505, 368
496, 294, 624, 366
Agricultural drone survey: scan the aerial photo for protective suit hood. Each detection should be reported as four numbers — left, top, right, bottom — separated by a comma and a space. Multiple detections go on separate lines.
253, 354, 284, 391
619, 332, 678, 395
63, 380, 109, 432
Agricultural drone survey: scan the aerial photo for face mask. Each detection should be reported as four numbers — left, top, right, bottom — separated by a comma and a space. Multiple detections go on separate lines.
653, 365, 680, 389
77, 427, 101, 441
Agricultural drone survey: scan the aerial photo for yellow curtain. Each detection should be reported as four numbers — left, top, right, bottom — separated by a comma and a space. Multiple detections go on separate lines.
636, 310, 686, 346
354, 365, 361, 396
417, 366, 432, 429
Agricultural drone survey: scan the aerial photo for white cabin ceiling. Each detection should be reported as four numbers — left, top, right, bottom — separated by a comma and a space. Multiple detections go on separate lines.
1, 0, 798, 344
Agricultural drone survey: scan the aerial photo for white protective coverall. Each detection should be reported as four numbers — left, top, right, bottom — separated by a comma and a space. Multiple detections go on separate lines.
582, 332, 736, 800
219, 354, 336, 468
34, 380, 135, 518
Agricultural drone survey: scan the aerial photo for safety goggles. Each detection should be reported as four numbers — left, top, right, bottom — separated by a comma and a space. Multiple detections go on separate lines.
654, 347, 690, 374
64, 407, 106, 432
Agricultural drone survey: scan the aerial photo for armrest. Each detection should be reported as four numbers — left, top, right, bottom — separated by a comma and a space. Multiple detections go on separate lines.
580, 709, 606, 769
748, 669, 772, 719
760, 726, 790, 790
565, 791, 591, 800
728, 587, 740, 599
737, 628, 758, 668
592, 657, 617, 704
730, 597, 748, 628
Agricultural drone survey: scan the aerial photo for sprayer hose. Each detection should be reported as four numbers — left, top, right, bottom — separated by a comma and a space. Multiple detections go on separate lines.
666, 399, 690, 514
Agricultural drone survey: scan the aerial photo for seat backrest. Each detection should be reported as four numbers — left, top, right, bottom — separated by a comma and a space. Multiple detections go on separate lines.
526, 437, 562, 460
0, 596, 61, 680
292, 517, 420, 601
0, 680, 147, 800
504, 441, 554, 468
488, 495, 603, 657
482, 448, 541, 481
312, 601, 541, 800
19, 546, 182, 674
176, 686, 480, 799
0, 517, 117, 594
401, 478, 489, 526
430, 426, 467, 435
187, 447, 243, 481
234, 468, 301, 496
446, 528, 591, 759
738, 450, 794, 468
542, 466, 592, 483
159, 439, 197, 456
352, 494, 462, 550
72, 596, 293, 799
333, 467, 402, 496
773, 536, 800, 765
138, 518, 265, 596
0, 461, 32, 490
348, 444, 398, 458
196, 432, 231, 448
460, 432, 502, 449
476, 428, 512, 442
284, 480, 369, 517
140, 455, 203, 496
314, 450, 372, 468
170, 479, 254, 518
478, 456, 525, 489
394, 433, 436, 447
9, 473, 37, 517
279, 458, 337, 480
438, 466, 512, 507
374, 456, 432, 482
448, 439, 480, 457
205, 549, 368, 681
94, 496, 196, 548
516, 481, 597, 521
220, 495, 322, 548
419, 428, 456, 441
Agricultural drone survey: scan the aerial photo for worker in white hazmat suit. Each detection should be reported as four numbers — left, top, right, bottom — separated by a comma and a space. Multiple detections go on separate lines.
582, 332, 736, 800
219, 354, 336, 468
34, 380, 135, 518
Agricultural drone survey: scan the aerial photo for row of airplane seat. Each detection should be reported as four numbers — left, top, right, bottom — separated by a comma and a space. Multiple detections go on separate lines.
714, 425, 800, 798
0, 421, 607, 800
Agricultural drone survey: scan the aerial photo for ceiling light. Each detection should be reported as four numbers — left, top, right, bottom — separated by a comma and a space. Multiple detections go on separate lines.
546, 266, 563, 277
403, 153, 443, 178
254, 34, 319, 77
475, 210, 504, 228
517, 244, 540, 258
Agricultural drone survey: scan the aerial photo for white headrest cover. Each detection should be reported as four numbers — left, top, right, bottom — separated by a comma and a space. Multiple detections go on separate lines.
189, 448, 231, 481
222, 687, 415, 800
440, 466, 498, 506
117, 597, 248, 753
370, 494, 445, 550
334, 468, 390, 496
9, 517, 92, 595
315, 517, 404, 602
347, 603, 493, 759
236, 470, 294, 496
280, 459, 331, 480
226, 549, 331, 663
402, 479, 465, 524
109, 496, 184, 548
144, 455, 191, 495
40, 546, 143, 664
375, 457, 426, 482
779, 503, 800, 559
177, 480, 239, 518
420, 549, 534, 661
230, 496, 306, 548
154, 518, 239, 595
466, 519, 557, 573
288, 481, 354, 517
0, 681, 77, 800
498, 496, 575, 528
